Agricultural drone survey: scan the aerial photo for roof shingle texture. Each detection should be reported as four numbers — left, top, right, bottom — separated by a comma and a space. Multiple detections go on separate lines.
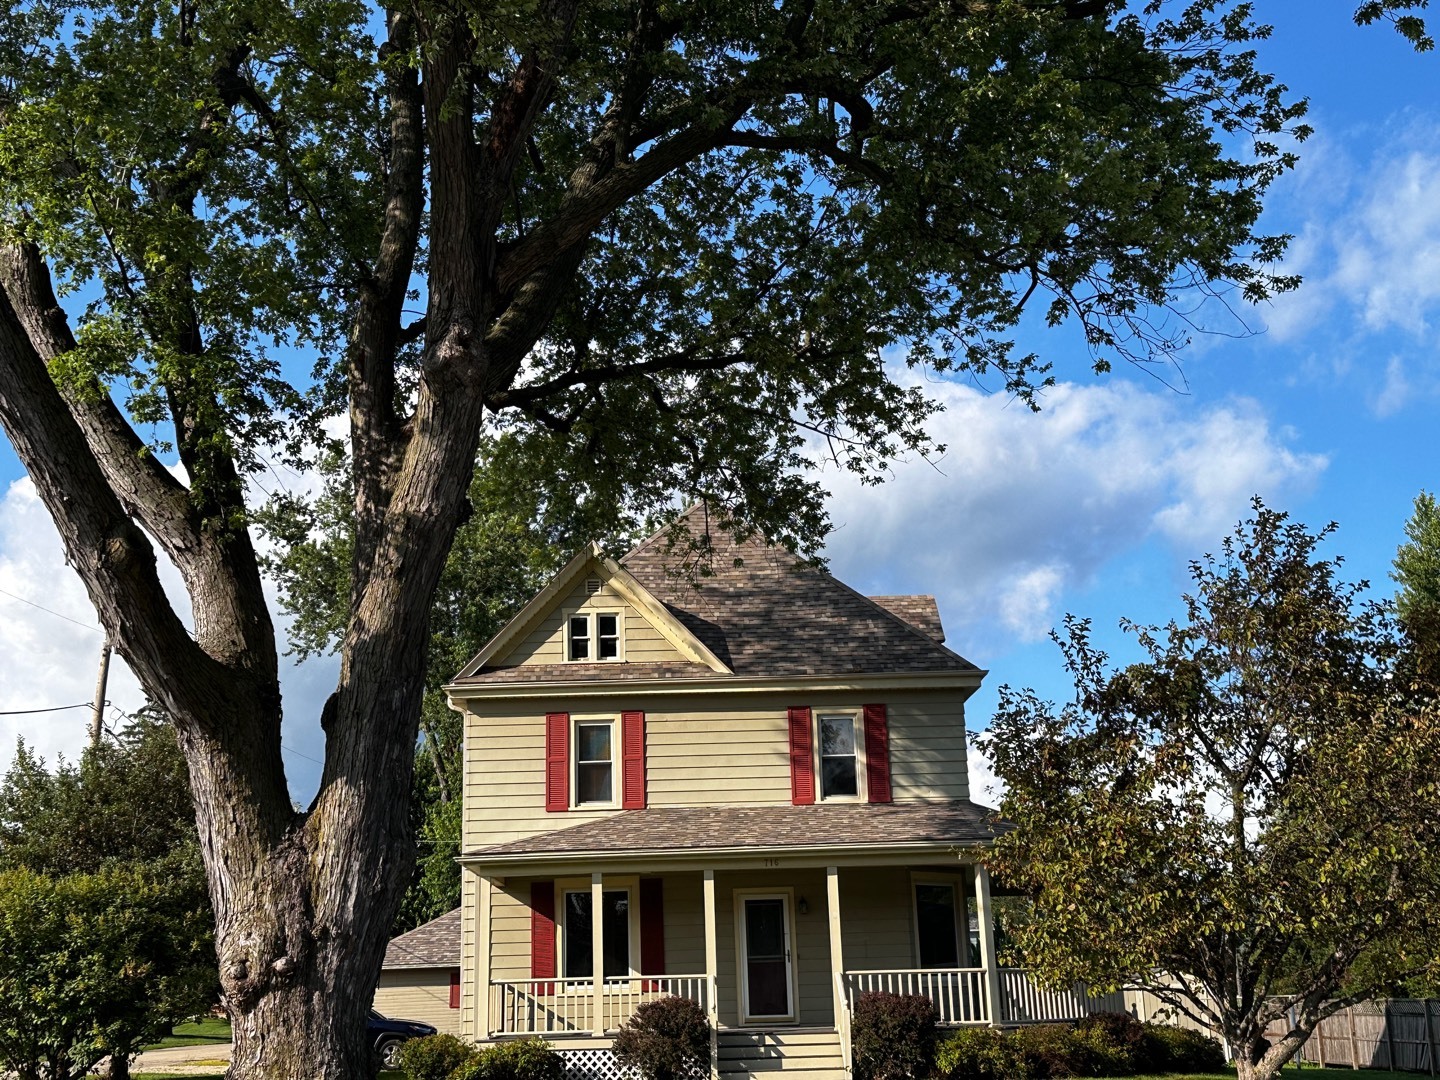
382, 908, 460, 969
620, 508, 973, 677
866, 595, 945, 643
466, 801, 1000, 859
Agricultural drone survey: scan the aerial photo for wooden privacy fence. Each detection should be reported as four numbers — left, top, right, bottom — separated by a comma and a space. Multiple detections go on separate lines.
1129, 992, 1440, 1075
1263, 999, 1440, 1075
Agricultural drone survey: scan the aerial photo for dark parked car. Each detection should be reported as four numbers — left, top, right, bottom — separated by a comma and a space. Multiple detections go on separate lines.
369, 1009, 437, 1069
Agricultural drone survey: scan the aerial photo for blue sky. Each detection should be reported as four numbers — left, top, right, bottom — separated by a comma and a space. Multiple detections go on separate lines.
1, 2, 1436, 803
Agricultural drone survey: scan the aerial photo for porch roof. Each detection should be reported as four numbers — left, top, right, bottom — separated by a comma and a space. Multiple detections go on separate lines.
462, 800, 1004, 866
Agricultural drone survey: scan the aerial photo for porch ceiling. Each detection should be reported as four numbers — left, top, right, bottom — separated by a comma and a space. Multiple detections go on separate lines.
461, 800, 1006, 870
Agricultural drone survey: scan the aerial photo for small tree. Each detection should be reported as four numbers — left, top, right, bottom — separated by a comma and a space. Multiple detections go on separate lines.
985, 499, 1440, 1080
0, 866, 214, 1080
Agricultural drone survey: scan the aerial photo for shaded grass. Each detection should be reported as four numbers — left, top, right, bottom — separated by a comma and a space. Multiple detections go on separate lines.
143, 1016, 233, 1049
1114, 1071, 1402, 1080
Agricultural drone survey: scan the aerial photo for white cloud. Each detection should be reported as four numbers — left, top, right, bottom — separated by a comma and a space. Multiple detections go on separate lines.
822, 379, 1327, 649
1257, 116, 1440, 414
966, 731, 1006, 807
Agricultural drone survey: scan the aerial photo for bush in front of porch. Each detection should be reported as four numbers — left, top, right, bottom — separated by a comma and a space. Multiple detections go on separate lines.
613, 997, 710, 1080
852, 991, 942, 1080
935, 1014, 1225, 1080
395, 1035, 563, 1080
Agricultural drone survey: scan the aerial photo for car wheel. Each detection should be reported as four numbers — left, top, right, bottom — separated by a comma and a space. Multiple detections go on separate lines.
377, 1037, 405, 1071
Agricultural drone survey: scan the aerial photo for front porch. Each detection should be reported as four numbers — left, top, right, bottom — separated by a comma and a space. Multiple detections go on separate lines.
473, 862, 1120, 1074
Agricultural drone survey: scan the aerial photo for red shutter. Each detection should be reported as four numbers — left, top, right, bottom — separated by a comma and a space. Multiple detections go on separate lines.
788, 706, 815, 805
545, 713, 569, 812
863, 703, 892, 803
639, 877, 666, 989
449, 968, 460, 1008
531, 880, 557, 985
622, 711, 646, 809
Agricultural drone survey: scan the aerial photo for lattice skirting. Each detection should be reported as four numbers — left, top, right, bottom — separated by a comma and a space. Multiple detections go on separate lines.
559, 1048, 641, 1080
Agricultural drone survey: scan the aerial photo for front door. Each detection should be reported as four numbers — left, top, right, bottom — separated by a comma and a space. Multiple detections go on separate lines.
739, 895, 794, 1022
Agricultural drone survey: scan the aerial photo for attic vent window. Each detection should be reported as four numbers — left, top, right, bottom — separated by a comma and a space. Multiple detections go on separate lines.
585, 577, 603, 595
567, 611, 623, 662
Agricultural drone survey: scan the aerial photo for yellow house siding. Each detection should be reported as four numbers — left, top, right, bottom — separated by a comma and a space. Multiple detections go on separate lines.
461, 690, 973, 848
886, 697, 970, 802
374, 968, 460, 1035
837, 867, 915, 971
490, 878, 535, 983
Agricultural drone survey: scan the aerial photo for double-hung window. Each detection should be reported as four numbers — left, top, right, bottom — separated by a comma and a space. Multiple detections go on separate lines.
818, 713, 859, 798
563, 888, 631, 979
575, 720, 615, 806
567, 612, 622, 661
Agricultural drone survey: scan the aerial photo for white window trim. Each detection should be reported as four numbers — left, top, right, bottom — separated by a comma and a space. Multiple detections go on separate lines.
571, 716, 619, 810
556, 876, 640, 985
910, 871, 968, 970
734, 888, 797, 1024
814, 710, 865, 803
565, 609, 626, 663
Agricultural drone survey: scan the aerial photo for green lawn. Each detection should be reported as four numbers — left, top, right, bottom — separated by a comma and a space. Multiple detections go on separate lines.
1108, 1072, 1400, 1080
142, 1015, 233, 1049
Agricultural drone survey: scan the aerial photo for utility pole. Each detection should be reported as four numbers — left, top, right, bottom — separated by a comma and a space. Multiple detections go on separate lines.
90, 638, 111, 747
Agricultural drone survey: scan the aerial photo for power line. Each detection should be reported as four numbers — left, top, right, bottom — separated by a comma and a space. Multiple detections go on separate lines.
0, 587, 102, 632
0, 701, 106, 716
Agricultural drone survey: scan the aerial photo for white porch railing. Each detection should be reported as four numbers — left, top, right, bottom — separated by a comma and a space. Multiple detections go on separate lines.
489, 974, 711, 1037
997, 968, 1126, 1024
845, 968, 991, 1026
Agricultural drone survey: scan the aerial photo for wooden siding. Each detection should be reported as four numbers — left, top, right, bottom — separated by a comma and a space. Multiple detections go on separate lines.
462, 690, 971, 848
460, 869, 478, 1039
374, 968, 460, 1035
496, 581, 687, 667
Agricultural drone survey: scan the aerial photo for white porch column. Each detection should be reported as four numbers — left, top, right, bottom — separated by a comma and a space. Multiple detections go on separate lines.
974, 863, 1003, 1027
704, 869, 719, 1080
826, 866, 845, 1026
592, 872, 606, 1036
477, 874, 493, 1039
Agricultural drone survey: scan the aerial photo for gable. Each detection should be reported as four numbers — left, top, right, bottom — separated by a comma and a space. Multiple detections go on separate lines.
493, 577, 687, 667
453, 544, 731, 680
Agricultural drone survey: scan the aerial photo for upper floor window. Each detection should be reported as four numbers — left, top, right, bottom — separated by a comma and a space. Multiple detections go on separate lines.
575, 719, 615, 805
567, 611, 622, 661
819, 713, 859, 798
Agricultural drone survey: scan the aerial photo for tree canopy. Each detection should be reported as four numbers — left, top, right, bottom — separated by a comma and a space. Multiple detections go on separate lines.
0, 1, 1429, 1074
984, 500, 1440, 1080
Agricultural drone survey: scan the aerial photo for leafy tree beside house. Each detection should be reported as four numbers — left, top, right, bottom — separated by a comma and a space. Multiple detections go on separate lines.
984, 500, 1440, 1080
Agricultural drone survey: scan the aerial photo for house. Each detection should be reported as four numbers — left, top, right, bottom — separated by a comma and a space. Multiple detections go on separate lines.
375, 909, 463, 1035
446, 507, 1118, 1079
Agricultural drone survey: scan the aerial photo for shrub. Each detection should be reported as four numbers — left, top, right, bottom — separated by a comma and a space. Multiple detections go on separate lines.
614, 996, 711, 1080
450, 1039, 564, 1080
1141, 1024, 1226, 1073
396, 1034, 477, 1080
1074, 1013, 1147, 1075
851, 991, 940, 1080
937, 1027, 1010, 1080
1009, 1023, 1088, 1079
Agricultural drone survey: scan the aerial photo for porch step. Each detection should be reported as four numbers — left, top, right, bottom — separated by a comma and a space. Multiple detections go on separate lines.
717, 1029, 846, 1080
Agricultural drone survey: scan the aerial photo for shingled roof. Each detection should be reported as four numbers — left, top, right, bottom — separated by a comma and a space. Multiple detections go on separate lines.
619, 507, 975, 677
382, 908, 460, 969
454, 506, 976, 686
465, 801, 1001, 861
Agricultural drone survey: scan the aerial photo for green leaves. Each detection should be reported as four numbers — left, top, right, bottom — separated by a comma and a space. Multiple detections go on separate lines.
985, 499, 1440, 1061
